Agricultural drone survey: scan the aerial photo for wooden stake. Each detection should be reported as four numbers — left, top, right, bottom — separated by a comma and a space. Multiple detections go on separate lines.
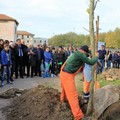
94, 16, 99, 91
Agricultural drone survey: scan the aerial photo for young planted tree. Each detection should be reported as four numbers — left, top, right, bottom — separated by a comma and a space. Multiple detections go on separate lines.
86, 0, 100, 116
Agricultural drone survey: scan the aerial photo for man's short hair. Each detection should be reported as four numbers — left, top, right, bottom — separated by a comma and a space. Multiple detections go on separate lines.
4, 44, 9, 48
0, 39, 4, 42
17, 39, 21, 42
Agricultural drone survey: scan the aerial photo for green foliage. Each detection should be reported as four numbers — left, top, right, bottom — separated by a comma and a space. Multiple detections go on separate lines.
99, 32, 106, 42
104, 28, 120, 48
48, 28, 120, 48
48, 32, 90, 47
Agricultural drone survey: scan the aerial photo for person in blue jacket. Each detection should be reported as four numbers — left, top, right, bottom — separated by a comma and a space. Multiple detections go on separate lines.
1, 44, 13, 87
43, 47, 52, 78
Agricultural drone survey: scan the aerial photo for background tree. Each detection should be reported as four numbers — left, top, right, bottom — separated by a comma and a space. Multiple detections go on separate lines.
114, 28, 120, 48
99, 32, 106, 42
104, 31, 116, 48
48, 27, 120, 48
48, 32, 91, 47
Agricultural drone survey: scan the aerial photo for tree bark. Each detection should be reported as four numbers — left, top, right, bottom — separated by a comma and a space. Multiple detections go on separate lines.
86, 0, 95, 116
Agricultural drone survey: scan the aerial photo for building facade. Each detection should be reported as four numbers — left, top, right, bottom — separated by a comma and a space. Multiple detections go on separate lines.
33, 37, 48, 46
17, 31, 34, 46
0, 14, 19, 42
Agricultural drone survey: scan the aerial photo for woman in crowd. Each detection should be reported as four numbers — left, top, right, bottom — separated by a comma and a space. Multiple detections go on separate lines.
57, 46, 65, 72
43, 47, 52, 78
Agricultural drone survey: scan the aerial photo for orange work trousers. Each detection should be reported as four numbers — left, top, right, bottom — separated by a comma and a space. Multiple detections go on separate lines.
83, 77, 91, 94
83, 77, 100, 93
60, 64, 84, 120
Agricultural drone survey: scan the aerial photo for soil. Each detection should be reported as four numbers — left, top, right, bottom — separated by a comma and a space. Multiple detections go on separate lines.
2, 85, 86, 120
1, 85, 120, 120
102, 68, 120, 81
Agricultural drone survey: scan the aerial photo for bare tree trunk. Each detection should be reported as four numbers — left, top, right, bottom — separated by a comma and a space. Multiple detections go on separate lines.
86, 0, 95, 116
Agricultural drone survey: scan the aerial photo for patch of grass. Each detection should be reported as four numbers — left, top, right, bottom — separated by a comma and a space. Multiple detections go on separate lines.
99, 79, 120, 87
75, 75, 84, 93
98, 74, 120, 87
76, 80, 84, 93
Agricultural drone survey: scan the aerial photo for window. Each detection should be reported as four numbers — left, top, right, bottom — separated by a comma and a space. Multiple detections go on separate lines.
27, 40, 29, 43
40, 40, 42, 43
22, 35, 24, 39
27, 35, 29, 38
24, 35, 27, 38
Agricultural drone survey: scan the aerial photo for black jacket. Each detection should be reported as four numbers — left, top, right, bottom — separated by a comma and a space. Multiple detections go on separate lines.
57, 51, 65, 63
9, 47, 15, 62
27, 47, 38, 66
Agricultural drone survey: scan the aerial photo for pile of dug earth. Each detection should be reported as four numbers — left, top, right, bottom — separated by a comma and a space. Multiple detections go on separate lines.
102, 68, 120, 81
2, 86, 75, 120
1, 85, 120, 120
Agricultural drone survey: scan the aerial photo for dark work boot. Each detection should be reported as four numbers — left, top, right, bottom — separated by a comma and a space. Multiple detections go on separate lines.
84, 92, 90, 104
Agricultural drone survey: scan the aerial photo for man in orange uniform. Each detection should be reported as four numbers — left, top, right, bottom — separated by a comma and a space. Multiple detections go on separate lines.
60, 45, 99, 120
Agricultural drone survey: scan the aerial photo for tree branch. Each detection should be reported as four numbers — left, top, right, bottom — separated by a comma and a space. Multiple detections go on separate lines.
94, 0, 100, 10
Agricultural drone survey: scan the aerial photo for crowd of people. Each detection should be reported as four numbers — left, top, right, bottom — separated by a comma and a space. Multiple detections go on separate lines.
0, 38, 120, 120
97, 45, 120, 73
0, 38, 120, 87
0, 39, 78, 87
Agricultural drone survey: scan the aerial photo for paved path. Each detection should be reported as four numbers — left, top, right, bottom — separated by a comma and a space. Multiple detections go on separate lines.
0, 76, 61, 94
0, 76, 61, 120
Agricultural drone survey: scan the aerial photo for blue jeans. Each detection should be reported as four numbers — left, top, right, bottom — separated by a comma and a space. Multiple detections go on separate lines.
43, 62, 50, 77
107, 60, 111, 68
1, 65, 11, 83
97, 59, 104, 73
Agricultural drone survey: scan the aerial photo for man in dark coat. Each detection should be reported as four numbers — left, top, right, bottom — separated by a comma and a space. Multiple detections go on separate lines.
27, 44, 38, 78
21, 39, 28, 76
98, 45, 106, 73
35, 45, 44, 77
14, 39, 25, 79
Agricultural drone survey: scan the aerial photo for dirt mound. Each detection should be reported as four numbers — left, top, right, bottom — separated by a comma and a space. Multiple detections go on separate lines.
102, 68, 120, 81
2, 85, 120, 120
3, 85, 74, 120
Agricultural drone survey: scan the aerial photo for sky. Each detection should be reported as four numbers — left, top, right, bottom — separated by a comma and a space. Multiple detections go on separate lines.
0, 0, 120, 38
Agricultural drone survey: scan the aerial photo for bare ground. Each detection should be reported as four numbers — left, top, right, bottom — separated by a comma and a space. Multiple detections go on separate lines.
0, 76, 120, 120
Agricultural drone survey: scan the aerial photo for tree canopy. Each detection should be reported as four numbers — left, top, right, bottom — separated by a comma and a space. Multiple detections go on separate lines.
48, 28, 120, 48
